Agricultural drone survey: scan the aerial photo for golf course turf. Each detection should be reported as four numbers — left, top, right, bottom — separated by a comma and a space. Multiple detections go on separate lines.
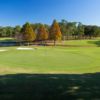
0, 39, 100, 100
0, 45, 100, 74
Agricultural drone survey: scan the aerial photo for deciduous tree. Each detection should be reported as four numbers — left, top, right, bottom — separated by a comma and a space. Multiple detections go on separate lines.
21, 22, 36, 45
37, 24, 48, 45
49, 20, 62, 45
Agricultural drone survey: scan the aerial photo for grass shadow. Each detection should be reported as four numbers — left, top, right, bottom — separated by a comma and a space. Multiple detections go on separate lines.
88, 40, 100, 47
0, 73, 100, 100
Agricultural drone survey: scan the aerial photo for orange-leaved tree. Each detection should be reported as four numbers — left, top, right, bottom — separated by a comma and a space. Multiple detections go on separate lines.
37, 24, 48, 45
49, 20, 62, 46
21, 22, 36, 45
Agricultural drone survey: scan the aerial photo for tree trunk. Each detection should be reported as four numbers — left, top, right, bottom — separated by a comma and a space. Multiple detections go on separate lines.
44, 40, 46, 46
28, 42, 30, 46
54, 40, 56, 46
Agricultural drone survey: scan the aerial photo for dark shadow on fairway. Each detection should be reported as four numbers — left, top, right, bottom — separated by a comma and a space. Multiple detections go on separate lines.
88, 40, 100, 47
0, 73, 100, 100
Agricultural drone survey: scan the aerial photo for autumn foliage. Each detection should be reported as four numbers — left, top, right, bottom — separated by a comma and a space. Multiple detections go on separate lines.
49, 20, 62, 45
21, 22, 36, 42
37, 24, 48, 41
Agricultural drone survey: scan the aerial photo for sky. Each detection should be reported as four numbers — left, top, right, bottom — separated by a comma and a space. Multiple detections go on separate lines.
0, 0, 100, 26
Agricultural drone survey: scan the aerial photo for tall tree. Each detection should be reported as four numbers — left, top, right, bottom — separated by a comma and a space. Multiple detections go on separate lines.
37, 24, 48, 45
21, 22, 36, 45
49, 20, 62, 45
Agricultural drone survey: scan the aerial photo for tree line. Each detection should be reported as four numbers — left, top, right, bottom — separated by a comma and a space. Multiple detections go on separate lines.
59, 20, 100, 40
0, 19, 100, 44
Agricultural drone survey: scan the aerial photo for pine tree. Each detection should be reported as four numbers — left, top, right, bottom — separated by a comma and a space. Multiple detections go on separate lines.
49, 20, 62, 45
21, 22, 36, 45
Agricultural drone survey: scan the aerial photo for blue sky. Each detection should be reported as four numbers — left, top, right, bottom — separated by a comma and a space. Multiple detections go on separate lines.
0, 0, 100, 26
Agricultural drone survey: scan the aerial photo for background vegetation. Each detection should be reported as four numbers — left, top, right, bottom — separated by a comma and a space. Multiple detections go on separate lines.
0, 19, 100, 45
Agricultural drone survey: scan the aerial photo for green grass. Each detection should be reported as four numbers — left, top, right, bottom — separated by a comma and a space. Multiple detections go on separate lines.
0, 73, 100, 100
0, 39, 100, 100
64, 39, 100, 47
0, 37, 16, 42
0, 45, 100, 74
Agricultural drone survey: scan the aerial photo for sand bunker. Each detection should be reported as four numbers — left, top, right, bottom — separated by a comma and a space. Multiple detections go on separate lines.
17, 47, 34, 50
0, 49, 8, 52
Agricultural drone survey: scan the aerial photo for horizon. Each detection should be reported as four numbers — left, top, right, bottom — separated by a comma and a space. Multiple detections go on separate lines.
0, 0, 100, 26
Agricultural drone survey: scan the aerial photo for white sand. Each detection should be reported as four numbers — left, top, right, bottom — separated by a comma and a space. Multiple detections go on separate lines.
0, 50, 8, 52
17, 47, 34, 50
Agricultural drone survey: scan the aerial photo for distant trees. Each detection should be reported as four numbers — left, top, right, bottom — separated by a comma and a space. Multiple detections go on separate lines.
0, 26, 14, 37
59, 20, 77, 40
76, 23, 84, 39
92, 26, 100, 37
84, 25, 100, 38
59, 20, 68, 37
14, 26, 22, 42
59, 20, 100, 40
49, 20, 62, 45
13, 26, 21, 36
90, 26, 100, 37
0, 27, 6, 37
0, 19, 100, 45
